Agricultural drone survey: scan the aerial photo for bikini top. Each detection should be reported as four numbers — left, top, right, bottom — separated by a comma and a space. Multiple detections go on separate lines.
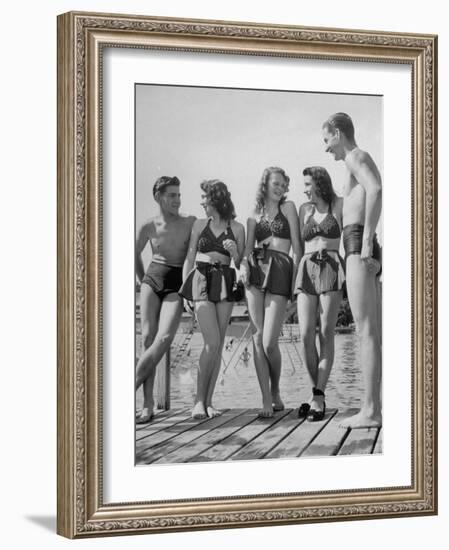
254, 206, 291, 243
302, 204, 341, 242
197, 219, 236, 257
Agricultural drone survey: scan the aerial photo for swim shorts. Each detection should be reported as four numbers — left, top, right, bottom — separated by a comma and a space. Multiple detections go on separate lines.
343, 224, 382, 275
141, 262, 183, 300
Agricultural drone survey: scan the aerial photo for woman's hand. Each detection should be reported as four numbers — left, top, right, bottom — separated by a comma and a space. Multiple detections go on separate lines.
223, 238, 238, 260
303, 204, 316, 225
239, 261, 250, 288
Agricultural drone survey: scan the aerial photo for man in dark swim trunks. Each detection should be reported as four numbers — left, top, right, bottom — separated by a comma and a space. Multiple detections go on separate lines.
135, 176, 196, 423
322, 112, 382, 429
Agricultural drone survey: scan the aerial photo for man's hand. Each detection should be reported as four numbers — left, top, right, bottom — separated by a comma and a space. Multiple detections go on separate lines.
360, 239, 373, 261
361, 240, 380, 273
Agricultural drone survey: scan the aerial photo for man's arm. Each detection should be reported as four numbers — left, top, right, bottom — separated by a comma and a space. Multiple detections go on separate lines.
182, 220, 202, 282
135, 223, 151, 282
347, 151, 382, 259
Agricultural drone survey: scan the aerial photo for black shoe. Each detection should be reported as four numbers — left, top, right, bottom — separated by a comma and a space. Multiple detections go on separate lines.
307, 387, 326, 422
298, 402, 311, 418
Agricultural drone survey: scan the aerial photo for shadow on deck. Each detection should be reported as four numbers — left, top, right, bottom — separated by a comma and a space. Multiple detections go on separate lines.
136, 407, 382, 464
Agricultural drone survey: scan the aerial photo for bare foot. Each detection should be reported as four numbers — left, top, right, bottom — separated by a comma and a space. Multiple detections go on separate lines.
136, 408, 154, 424
339, 410, 382, 429
258, 401, 274, 418
272, 391, 285, 412
192, 402, 208, 419
207, 406, 222, 418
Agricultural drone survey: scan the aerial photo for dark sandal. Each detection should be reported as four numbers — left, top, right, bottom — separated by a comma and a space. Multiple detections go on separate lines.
307, 387, 326, 422
298, 402, 311, 418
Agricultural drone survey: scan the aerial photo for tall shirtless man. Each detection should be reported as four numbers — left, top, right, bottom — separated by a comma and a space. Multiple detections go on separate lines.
322, 112, 382, 428
135, 176, 196, 423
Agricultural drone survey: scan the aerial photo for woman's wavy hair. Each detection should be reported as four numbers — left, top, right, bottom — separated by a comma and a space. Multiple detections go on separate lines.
254, 166, 290, 215
200, 179, 236, 221
303, 166, 337, 206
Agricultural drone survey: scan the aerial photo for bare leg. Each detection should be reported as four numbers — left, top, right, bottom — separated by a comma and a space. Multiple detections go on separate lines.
205, 300, 234, 417
194, 301, 221, 419
377, 278, 382, 348
263, 292, 288, 411
376, 278, 383, 409
297, 292, 319, 402
136, 284, 161, 423
340, 255, 382, 428
140, 372, 157, 423
311, 290, 342, 413
135, 293, 183, 422
246, 286, 272, 417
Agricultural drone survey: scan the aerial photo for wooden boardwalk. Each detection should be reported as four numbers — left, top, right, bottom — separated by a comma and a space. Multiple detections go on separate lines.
136, 407, 382, 464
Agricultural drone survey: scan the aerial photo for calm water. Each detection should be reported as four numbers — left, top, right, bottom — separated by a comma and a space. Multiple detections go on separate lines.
136, 318, 362, 411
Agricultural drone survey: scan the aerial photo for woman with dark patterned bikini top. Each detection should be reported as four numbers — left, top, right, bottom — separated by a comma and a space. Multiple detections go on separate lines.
302, 203, 341, 243
254, 204, 291, 243
197, 218, 236, 258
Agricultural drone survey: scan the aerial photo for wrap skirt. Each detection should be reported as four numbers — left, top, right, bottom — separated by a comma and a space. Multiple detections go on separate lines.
248, 247, 293, 297
295, 249, 345, 296
179, 262, 236, 303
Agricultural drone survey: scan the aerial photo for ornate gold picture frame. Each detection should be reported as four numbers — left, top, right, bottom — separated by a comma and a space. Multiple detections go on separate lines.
57, 11, 437, 538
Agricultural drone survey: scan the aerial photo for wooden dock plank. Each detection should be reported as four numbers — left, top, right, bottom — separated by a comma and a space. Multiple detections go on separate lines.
136, 412, 225, 457
154, 409, 256, 464
231, 409, 305, 460
189, 409, 291, 462
338, 427, 380, 455
135, 407, 383, 463
135, 408, 168, 426
136, 407, 190, 429
265, 409, 338, 459
373, 428, 383, 454
301, 408, 358, 457
136, 409, 192, 441
136, 408, 189, 431
138, 409, 245, 464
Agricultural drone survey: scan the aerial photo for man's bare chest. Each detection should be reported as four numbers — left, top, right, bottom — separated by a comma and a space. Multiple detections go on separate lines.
342, 173, 360, 197
150, 222, 189, 250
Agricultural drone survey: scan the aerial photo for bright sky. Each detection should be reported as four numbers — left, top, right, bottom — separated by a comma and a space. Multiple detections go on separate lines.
136, 84, 383, 262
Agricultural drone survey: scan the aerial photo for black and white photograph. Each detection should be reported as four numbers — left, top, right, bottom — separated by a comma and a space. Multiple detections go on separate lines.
52, 7, 437, 541
134, 84, 383, 465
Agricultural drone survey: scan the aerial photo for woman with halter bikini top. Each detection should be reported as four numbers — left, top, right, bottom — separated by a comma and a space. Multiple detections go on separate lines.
294, 166, 345, 422
240, 167, 300, 418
